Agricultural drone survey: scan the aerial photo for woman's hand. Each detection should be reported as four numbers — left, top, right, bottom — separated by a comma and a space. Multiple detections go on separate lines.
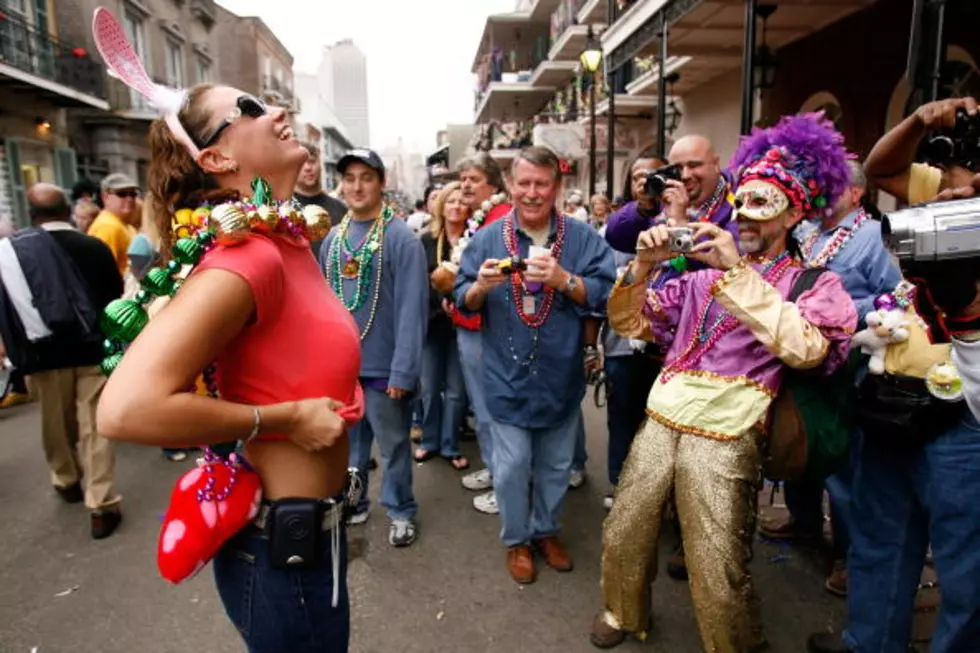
287, 397, 348, 452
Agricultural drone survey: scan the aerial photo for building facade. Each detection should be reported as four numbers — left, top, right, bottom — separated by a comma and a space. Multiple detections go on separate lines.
1, 0, 109, 225
54, 0, 219, 189
213, 6, 296, 113
319, 39, 370, 148
294, 70, 353, 190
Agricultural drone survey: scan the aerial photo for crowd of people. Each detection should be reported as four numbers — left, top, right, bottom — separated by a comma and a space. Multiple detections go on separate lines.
3, 20, 980, 653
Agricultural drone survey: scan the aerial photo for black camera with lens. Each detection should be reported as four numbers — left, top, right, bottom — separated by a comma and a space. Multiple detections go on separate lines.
921, 109, 980, 170
644, 163, 683, 198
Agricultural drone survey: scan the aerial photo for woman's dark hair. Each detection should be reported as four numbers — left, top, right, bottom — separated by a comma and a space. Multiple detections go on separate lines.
71, 178, 102, 207
621, 152, 667, 202
146, 84, 239, 258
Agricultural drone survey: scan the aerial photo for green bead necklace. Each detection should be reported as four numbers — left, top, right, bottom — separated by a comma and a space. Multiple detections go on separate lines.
326, 207, 392, 340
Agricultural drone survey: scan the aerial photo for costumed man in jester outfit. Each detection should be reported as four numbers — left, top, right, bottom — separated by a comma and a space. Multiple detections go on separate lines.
590, 113, 858, 652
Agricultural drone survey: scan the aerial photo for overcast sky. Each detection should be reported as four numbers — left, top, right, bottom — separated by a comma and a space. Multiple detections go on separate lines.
217, 0, 515, 154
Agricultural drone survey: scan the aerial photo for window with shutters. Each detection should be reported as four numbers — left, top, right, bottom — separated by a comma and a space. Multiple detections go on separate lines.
165, 41, 184, 88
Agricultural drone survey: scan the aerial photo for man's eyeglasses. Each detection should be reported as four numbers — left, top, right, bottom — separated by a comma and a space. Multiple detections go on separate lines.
111, 189, 139, 199
196, 94, 268, 149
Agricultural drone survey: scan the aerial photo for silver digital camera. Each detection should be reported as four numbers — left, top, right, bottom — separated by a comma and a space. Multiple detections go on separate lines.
668, 227, 694, 253
882, 196, 980, 261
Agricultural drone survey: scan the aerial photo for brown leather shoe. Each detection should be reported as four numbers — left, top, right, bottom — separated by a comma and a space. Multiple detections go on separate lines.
824, 560, 847, 597
507, 544, 536, 584
590, 611, 626, 649
534, 536, 573, 572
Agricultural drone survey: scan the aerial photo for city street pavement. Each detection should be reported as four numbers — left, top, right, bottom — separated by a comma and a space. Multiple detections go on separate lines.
0, 399, 845, 653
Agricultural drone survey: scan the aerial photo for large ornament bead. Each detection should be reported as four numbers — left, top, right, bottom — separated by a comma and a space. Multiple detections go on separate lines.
208, 203, 250, 246
192, 206, 211, 226
301, 204, 332, 240
172, 237, 204, 265
100, 299, 149, 342
254, 205, 279, 231
173, 208, 195, 225
99, 352, 125, 377
142, 266, 177, 296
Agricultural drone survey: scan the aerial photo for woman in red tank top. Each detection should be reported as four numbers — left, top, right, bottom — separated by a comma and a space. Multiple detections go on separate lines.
97, 83, 361, 652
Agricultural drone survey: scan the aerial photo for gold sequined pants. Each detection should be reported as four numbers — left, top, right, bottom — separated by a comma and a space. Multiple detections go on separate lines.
600, 417, 765, 653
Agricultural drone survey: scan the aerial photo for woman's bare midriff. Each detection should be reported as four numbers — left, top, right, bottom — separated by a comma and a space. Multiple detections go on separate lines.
244, 438, 349, 500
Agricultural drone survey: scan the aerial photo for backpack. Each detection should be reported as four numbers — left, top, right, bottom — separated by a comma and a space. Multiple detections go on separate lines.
764, 268, 859, 482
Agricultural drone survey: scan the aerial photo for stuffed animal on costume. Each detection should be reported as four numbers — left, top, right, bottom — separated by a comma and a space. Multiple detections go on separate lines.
851, 301, 911, 375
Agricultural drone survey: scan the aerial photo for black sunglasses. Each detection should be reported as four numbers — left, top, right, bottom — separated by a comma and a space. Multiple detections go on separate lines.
196, 94, 268, 149
111, 189, 139, 199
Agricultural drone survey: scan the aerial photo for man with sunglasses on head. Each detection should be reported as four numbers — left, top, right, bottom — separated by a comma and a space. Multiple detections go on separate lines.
89, 173, 140, 277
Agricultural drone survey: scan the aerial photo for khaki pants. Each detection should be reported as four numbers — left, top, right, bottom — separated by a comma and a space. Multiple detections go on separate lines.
601, 417, 765, 653
32, 366, 120, 510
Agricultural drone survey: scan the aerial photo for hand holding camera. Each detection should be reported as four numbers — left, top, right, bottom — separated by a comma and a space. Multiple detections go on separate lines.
475, 259, 510, 292
687, 222, 741, 271
915, 96, 978, 132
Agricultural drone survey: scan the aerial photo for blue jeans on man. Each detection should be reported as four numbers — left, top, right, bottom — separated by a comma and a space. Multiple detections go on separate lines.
419, 329, 468, 457
348, 386, 417, 521
491, 409, 582, 546
457, 328, 494, 471
844, 412, 980, 652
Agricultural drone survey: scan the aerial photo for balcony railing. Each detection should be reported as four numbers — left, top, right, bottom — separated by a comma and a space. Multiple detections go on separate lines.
0, 11, 106, 101
469, 120, 534, 152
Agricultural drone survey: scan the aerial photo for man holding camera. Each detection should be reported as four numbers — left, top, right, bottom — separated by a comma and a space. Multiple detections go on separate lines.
865, 96, 978, 205
454, 146, 615, 584
604, 135, 737, 255
807, 177, 980, 653
592, 114, 857, 652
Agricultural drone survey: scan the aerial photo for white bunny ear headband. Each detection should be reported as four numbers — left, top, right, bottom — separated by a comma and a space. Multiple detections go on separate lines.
92, 7, 201, 158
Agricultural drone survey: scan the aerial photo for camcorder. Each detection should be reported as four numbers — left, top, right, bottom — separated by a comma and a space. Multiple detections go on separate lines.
882, 196, 980, 323
921, 109, 980, 171
644, 163, 683, 198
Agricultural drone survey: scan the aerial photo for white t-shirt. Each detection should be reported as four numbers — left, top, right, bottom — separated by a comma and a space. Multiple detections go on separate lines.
406, 211, 430, 234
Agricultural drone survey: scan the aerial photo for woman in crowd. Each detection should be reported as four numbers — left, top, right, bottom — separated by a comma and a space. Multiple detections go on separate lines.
414, 181, 470, 471
97, 82, 362, 652
590, 193, 612, 230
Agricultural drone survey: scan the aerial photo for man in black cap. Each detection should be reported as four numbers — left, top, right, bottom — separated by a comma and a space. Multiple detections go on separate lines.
319, 148, 428, 548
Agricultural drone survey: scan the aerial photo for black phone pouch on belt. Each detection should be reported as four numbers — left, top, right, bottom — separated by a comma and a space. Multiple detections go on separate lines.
266, 498, 324, 570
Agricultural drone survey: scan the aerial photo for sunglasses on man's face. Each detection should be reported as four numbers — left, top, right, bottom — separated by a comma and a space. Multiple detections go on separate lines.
111, 189, 139, 199
197, 94, 268, 149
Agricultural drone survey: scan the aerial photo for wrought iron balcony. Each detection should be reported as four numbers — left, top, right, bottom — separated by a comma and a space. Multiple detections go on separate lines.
0, 10, 106, 103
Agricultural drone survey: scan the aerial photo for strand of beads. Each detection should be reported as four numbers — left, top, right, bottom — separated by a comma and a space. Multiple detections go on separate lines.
692, 177, 729, 222
660, 253, 794, 383
502, 214, 567, 329
326, 207, 392, 314
100, 227, 215, 376
801, 209, 870, 268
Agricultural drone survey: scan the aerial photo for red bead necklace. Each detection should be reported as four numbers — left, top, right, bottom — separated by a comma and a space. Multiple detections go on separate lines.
502, 214, 567, 328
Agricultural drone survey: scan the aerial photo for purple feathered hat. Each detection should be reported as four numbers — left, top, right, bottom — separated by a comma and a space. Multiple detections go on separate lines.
729, 112, 853, 219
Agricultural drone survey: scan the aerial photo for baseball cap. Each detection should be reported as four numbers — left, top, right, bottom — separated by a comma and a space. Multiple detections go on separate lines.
338, 148, 386, 178
100, 172, 138, 193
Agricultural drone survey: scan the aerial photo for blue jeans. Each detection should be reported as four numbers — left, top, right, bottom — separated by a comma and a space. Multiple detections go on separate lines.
420, 328, 468, 457
844, 412, 980, 653
348, 387, 417, 521
605, 354, 661, 487
213, 524, 349, 653
457, 328, 493, 471
491, 409, 581, 546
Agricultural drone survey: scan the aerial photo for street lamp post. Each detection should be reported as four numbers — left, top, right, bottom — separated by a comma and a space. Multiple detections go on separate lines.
581, 26, 603, 198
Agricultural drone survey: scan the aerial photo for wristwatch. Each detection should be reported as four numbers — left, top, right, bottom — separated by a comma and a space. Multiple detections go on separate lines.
564, 274, 579, 294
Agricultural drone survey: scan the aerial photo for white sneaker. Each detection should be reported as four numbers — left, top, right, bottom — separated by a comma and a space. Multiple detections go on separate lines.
569, 469, 586, 489
462, 468, 492, 491
347, 509, 370, 526
473, 491, 498, 514
603, 494, 614, 511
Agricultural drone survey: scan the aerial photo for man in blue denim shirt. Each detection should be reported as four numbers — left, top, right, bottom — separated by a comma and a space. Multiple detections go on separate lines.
454, 146, 616, 584
764, 161, 902, 595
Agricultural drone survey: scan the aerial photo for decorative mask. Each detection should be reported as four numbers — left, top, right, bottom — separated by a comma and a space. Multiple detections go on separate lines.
733, 179, 789, 222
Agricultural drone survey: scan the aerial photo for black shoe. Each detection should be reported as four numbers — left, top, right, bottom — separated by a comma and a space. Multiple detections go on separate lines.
91, 509, 122, 539
54, 483, 83, 504
806, 632, 851, 653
